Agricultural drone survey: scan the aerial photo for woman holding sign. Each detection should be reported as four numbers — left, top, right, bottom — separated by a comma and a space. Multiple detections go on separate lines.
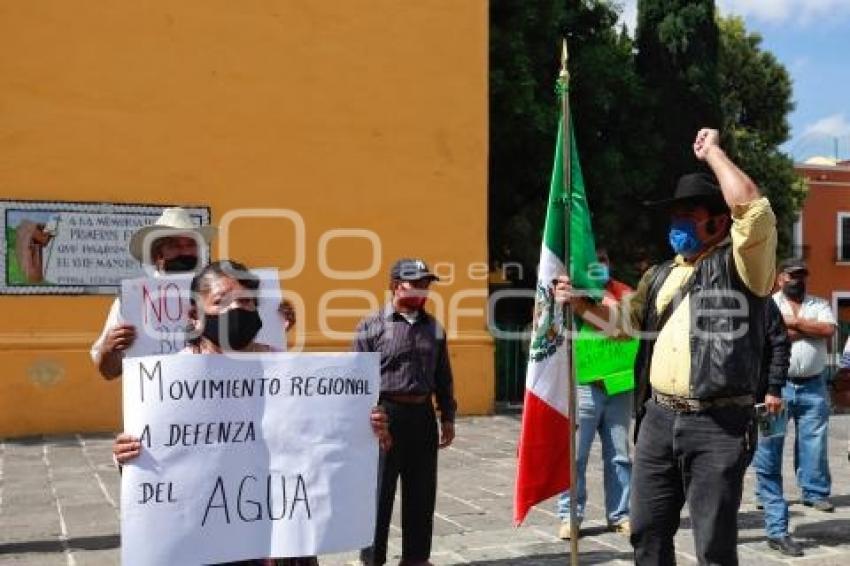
114, 260, 391, 566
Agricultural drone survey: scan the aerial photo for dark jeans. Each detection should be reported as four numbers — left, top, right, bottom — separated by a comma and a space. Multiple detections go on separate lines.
631, 399, 753, 566
361, 400, 439, 566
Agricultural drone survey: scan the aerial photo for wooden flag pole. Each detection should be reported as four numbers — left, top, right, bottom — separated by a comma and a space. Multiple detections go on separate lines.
559, 38, 580, 566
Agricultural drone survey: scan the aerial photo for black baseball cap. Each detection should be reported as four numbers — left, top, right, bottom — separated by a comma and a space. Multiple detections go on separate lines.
779, 258, 809, 275
645, 172, 729, 213
390, 258, 440, 282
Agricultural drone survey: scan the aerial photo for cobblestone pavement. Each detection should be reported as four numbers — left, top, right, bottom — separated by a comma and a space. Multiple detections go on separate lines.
2, 415, 849, 565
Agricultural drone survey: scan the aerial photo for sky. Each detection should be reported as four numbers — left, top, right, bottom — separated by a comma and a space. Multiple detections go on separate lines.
616, 0, 850, 162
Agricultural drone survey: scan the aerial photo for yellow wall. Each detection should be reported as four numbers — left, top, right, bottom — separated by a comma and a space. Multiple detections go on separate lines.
0, 0, 491, 437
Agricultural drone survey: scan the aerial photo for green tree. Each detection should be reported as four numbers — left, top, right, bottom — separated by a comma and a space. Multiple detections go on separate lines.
489, 0, 565, 281
636, 0, 722, 195
718, 16, 805, 258
490, 0, 659, 288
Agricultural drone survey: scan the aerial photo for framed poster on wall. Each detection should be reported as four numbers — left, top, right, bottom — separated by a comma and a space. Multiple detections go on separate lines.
1, 200, 210, 295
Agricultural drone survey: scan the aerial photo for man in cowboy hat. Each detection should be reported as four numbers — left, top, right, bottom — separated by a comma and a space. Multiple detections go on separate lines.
91, 207, 216, 379
556, 128, 778, 565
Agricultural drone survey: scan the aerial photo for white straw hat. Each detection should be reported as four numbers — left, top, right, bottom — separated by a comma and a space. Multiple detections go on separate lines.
128, 207, 217, 263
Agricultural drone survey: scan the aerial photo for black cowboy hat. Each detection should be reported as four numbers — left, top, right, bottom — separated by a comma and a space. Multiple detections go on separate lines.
644, 172, 729, 212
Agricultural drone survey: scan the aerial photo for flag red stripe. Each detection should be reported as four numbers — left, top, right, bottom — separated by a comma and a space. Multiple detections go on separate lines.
513, 390, 571, 525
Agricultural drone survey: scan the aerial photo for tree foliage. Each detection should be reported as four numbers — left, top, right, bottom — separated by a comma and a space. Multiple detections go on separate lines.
490, 0, 658, 285
635, 0, 722, 198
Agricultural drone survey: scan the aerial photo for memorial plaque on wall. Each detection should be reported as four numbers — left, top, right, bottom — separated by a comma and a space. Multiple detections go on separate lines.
1, 200, 210, 295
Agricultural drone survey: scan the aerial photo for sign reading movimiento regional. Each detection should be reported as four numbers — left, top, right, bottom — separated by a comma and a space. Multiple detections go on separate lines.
0, 200, 210, 294
121, 353, 380, 565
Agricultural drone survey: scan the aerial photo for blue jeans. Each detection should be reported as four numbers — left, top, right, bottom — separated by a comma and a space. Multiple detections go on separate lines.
754, 433, 789, 538
557, 384, 632, 525
755, 370, 831, 537
788, 371, 832, 502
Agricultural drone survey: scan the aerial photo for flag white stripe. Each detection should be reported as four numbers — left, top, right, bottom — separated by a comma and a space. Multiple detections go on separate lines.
526, 246, 570, 418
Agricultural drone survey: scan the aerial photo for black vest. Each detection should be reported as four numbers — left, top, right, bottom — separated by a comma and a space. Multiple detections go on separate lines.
633, 244, 766, 421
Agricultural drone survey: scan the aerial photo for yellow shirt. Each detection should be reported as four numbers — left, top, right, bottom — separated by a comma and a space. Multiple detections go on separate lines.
616, 197, 777, 397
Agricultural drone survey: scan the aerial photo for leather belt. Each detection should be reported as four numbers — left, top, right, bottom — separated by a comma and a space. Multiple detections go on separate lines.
381, 393, 431, 404
652, 391, 754, 413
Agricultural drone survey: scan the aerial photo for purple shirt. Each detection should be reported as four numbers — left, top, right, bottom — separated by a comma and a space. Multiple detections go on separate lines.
353, 304, 456, 422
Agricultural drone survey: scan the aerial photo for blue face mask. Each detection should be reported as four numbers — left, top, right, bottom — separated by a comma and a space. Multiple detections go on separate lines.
596, 264, 610, 285
668, 219, 703, 257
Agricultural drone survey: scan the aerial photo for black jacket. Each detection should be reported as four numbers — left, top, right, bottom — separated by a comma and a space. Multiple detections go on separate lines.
634, 244, 768, 421
758, 298, 790, 402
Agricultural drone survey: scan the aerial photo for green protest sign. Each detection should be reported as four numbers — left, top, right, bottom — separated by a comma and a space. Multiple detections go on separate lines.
575, 325, 638, 394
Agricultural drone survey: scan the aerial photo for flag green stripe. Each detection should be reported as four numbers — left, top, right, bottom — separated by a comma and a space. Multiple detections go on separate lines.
541, 112, 602, 293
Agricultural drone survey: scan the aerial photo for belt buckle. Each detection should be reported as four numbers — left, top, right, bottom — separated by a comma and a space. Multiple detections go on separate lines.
659, 394, 696, 413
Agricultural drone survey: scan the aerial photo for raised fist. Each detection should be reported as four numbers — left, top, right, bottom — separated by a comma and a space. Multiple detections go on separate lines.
693, 128, 720, 161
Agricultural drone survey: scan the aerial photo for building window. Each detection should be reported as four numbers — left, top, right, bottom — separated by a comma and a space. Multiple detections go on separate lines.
792, 213, 804, 259
834, 296, 850, 367
840, 213, 850, 263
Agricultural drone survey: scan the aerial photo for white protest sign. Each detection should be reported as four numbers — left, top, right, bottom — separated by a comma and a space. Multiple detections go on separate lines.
121, 353, 380, 566
120, 273, 193, 356
121, 268, 285, 357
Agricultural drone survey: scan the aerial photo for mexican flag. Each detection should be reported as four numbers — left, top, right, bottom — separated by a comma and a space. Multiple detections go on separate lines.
513, 95, 602, 525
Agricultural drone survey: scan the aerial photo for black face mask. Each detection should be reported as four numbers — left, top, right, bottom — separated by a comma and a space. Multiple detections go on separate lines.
162, 255, 198, 273
202, 308, 263, 350
782, 279, 806, 301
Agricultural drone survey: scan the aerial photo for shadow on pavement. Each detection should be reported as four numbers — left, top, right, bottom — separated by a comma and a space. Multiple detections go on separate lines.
679, 506, 807, 533
465, 551, 632, 565
793, 519, 850, 546
576, 524, 612, 538
679, 509, 763, 532
827, 494, 850, 509
0, 534, 120, 555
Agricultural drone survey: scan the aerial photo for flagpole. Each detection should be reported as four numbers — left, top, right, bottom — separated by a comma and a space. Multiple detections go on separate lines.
559, 38, 580, 566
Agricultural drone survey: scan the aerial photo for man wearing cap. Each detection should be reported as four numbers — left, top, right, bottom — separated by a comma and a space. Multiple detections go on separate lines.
355, 258, 456, 566
555, 128, 777, 565
91, 207, 216, 379
770, 259, 836, 512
